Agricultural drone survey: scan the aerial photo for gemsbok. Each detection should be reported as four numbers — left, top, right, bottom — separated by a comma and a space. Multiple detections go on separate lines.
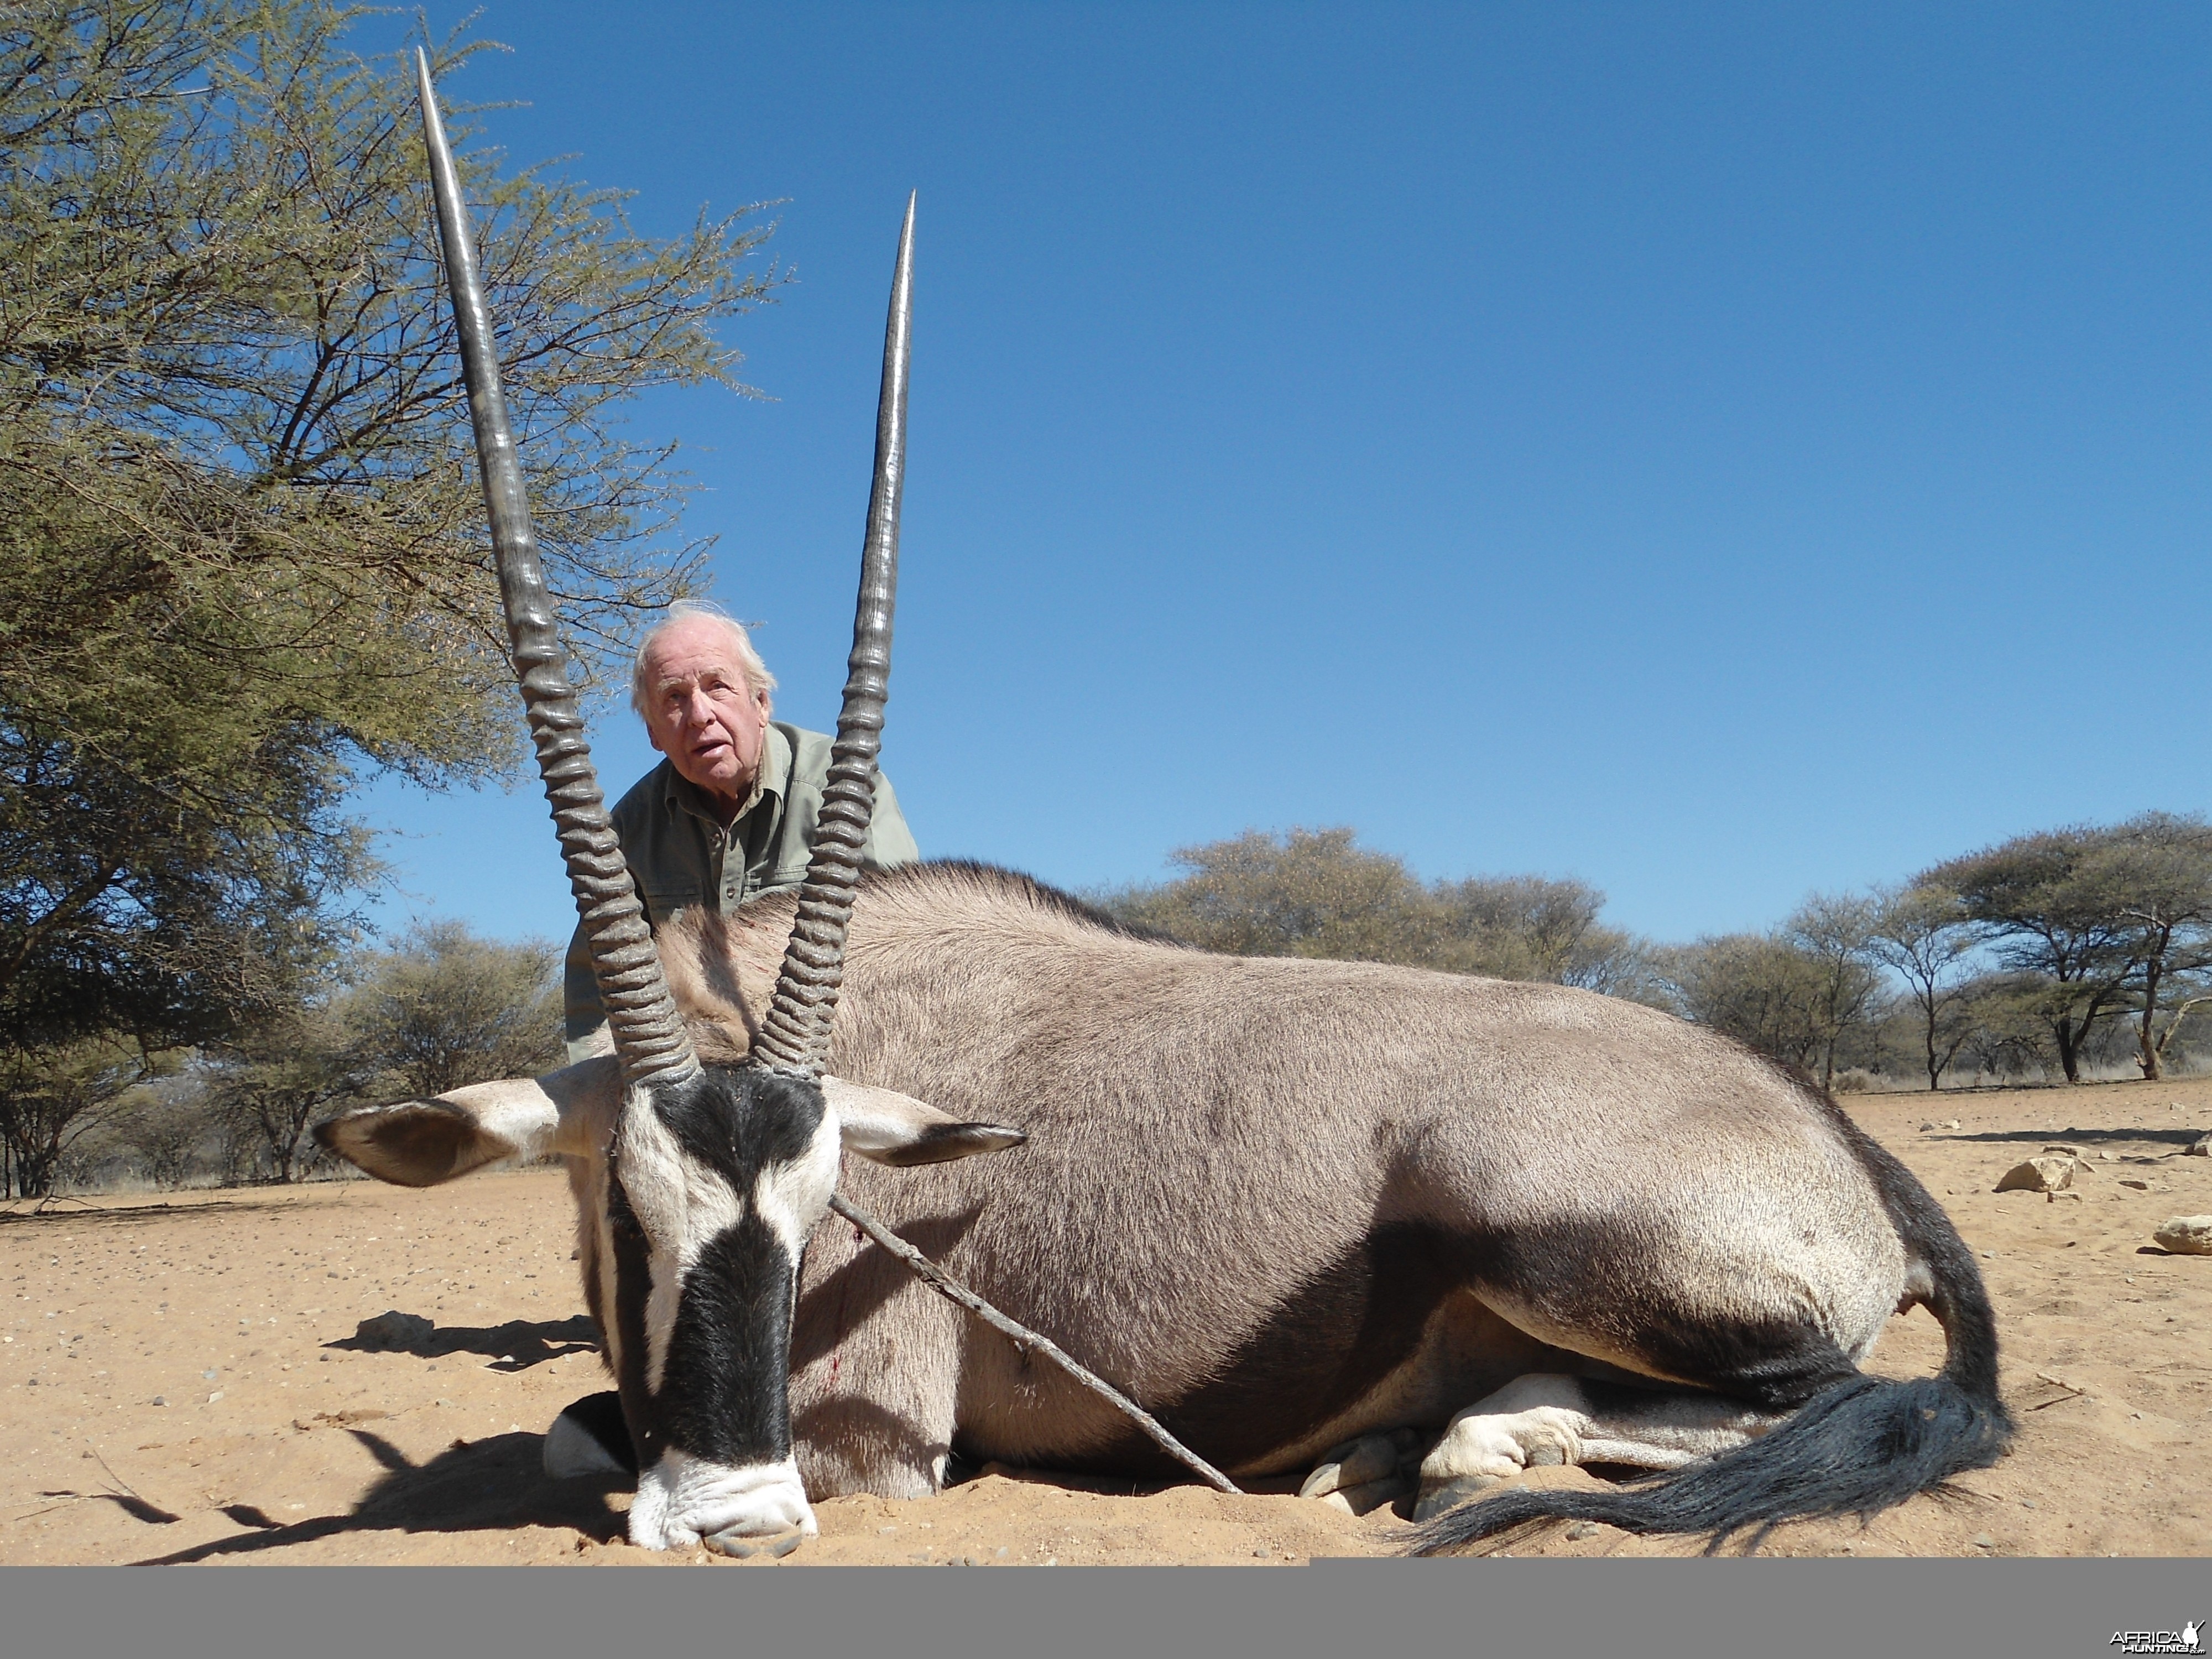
317, 56, 2012, 1557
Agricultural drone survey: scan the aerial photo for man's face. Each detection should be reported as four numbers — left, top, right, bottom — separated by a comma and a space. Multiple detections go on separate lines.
639, 617, 774, 810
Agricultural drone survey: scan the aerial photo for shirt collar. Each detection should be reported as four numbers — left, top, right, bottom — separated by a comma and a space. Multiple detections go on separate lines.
661, 722, 792, 827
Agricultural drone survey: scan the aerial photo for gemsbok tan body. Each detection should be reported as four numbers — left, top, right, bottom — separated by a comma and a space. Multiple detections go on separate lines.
324, 859, 2013, 1552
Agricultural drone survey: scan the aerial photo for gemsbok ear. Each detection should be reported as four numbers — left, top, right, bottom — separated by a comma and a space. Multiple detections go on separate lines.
822, 1076, 1027, 1167
315, 1092, 529, 1187
315, 1056, 621, 1187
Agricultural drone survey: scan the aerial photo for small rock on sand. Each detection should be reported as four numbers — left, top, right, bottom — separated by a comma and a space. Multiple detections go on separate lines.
2187, 1134, 2210, 1158
1996, 1156, 2075, 1194
2152, 1216, 2212, 1255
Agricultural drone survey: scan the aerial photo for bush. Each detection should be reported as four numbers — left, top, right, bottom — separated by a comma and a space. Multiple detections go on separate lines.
1095, 828, 1662, 997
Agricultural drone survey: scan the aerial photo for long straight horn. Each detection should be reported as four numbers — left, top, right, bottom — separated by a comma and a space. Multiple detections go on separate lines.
415, 49, 698, 1090
750, 194, 915, 1077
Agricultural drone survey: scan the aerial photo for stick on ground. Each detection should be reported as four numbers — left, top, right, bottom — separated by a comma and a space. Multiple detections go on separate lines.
828, 1192, 1241, 1495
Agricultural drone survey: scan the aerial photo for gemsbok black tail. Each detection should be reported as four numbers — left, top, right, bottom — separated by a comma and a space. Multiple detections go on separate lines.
1410, 1131, 2012, 1557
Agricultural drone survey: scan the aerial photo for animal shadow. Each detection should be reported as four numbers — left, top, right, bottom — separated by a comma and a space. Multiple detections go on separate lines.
324, 1312, 598, 1373
0, 1196, 302, 1231
25, 1489, 182, 1526
1937, 1125, 2205, 1155
133, 1429, 629, 1562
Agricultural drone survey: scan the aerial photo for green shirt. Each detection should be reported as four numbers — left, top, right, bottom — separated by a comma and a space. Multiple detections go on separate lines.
563, 721, 920, 1059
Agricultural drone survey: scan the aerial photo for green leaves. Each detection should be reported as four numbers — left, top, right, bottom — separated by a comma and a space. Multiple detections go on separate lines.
1, 1, 782, 730
0, 2, 782, 1081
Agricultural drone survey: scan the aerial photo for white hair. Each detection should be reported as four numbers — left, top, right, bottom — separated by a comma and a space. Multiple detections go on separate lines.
629, 601, 778, 716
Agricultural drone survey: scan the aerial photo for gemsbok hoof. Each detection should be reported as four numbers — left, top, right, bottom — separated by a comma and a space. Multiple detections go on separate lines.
706, 1527, 807, 1561
1297, 1434, 1401, 1500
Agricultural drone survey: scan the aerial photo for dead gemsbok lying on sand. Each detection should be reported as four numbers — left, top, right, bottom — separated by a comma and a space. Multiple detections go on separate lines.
317, 58, 2012, 1557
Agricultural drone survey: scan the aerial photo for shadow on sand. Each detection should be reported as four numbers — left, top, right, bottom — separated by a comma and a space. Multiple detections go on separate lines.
1926, 1124, 2206, 1155
324, 1312, 598, 1374
132, 1428, 629, 1562
0, 1194, 319, 1229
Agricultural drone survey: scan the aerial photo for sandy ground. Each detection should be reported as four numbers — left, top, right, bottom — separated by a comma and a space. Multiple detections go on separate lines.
2, 1076, 2208, 1566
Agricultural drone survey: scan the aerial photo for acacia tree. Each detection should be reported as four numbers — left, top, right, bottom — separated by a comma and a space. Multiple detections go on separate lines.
2086, 813, 2212, 1080
0, 2, 780, 1074
1427, 873, 1660, 995
206, 1005, 367, 1182
1655, 900, 1884, 1086
1867, 884, 1978, 1092
1952, 972, 2061, 1081
1099, 827, 1661, 994
1660, 933, 1832, 1071
106, 1076, 219, 1189
1782, 893, 1884, 1091
1103, 828, 1429, 962
0, 1037, 159, 1197
205, 921, 560, 1181
1921, 828, 2140, 1084
347, 921, 562, 1098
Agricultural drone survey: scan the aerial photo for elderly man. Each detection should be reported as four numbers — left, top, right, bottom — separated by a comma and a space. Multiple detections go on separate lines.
564, 601, 919, 1061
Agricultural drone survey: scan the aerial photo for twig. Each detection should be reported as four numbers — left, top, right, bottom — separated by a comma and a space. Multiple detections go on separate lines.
85, 1443, 147, 1505
33, 1193, 112, 1217
3, 1449, 147, 1527
2027, 1370, 2091, 1408
828, 1193, 1241, 1495
3, 1495, 95, 1526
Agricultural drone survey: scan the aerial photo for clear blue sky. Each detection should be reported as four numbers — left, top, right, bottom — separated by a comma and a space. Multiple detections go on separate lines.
357, 2, 2212, 950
